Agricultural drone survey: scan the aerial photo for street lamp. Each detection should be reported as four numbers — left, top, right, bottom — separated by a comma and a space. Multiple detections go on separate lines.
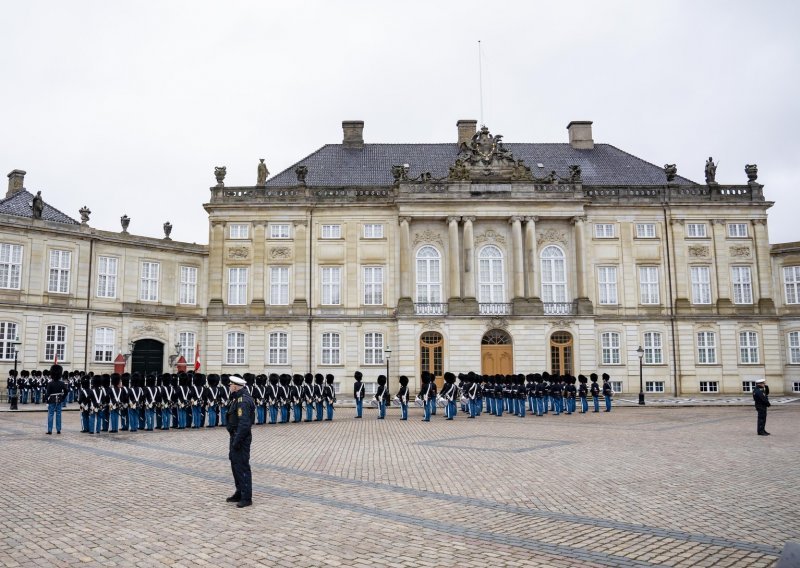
384, 344, 392, 387
636, 345, 645, 405
9, 340, 20, 410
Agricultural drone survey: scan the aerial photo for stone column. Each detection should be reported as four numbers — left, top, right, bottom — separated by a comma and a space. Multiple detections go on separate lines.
447, 216, 461, 300
711, 219, 731, 311
572, 216, 592, 314
293, 220, 308, 309
510, 216, 524, 299
525, 217, 540, 301
208, 221, 225, 314
252, 221, 266, 310
397, 217, 414, 314
752, 218, 773, 312
462, 216, 476, 299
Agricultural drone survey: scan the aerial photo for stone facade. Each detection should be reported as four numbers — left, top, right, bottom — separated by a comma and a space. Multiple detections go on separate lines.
2, 120, 799, 396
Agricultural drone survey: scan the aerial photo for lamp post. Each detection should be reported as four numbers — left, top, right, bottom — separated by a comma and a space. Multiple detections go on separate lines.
10, 340, 20, 410
636, 345, 645, 405
384, 345, 392, 387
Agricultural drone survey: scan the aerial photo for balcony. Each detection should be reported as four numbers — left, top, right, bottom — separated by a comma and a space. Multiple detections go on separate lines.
479, 303, 512, 316
543, 301, 577, 316
414, 303, 448, 316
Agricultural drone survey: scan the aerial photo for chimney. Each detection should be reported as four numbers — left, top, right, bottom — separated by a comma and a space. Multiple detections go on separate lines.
457, 119, 477, 147
342, 120, 364, 149
566, 121, 594, 150
7, 170, 26, 198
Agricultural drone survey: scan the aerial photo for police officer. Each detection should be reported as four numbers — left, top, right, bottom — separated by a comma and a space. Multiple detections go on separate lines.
753, 378, 771, 436
225, 375, 255, 508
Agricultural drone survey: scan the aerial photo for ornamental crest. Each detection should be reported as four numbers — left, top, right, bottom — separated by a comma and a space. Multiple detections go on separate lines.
537, 229, 568, 247
413, 229, 444, 248
485, 317, 509, 330
475, 229, 506, 246
132, 322, 164, 339
449, 125, 533, 182
228, 246, 250, 260
269, 247, 292, 260
419, 320, 443, 331
549, 320, 574, 330
729, 245, 751, 258
688, 245, 710, 258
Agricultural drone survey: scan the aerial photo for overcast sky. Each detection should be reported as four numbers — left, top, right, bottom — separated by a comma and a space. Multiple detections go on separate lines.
2, 1, 799, 244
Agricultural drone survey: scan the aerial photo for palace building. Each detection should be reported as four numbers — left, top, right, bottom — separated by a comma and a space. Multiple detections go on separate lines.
2, 119, 800, 396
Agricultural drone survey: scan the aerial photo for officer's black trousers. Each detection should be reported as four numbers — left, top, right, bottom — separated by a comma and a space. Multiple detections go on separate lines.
756, 407, 767, 434
229, 433, 252, 500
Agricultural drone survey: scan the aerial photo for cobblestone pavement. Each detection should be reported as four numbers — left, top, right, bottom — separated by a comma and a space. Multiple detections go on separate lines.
1, 405, 797, 567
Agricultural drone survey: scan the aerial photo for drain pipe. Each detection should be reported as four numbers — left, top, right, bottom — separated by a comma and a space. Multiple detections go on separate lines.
663, 203, 679, 397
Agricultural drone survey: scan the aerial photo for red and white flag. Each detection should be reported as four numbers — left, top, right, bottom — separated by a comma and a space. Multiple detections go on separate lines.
194, 343, 201, 372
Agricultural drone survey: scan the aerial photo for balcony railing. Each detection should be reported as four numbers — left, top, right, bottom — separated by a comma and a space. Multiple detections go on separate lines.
414, 303, 448, 316
543, 301, 576, 315
479, 303, 512, 315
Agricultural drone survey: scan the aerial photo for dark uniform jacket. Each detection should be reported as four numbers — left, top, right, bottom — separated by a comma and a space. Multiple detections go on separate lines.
226, 389, 255, 448
353, 380, 365, 400
44, 379, 67, 404
753, 386, 770, 409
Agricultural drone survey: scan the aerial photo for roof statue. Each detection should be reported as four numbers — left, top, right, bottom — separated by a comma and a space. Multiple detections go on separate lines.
31, 191, 44, 219
256, 159, 268, 187
705, 157, 717, 185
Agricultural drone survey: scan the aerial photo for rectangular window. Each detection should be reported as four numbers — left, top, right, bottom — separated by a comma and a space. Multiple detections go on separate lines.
686, 223, 707, 238
140, 262, 160, 302
179, 331, 196, 364
645, 381, 665, 393
269, 266, 289, 305
739, 331, 760, 364
643, 332, 663, 364
0, 322, 19, 360
45, 324, 67, 362
48, 250, 71, 294
269, 224, 290, 239
0, 243, 23, 289
321, 332, 341, 365
699, 381, 719, 393
794, 381, 800, 393
731, 266, 753, 304
594, 224, 615, 238
321, 224, 342, 239
639, 266, 660, 304
228, 267, 248, 305
180, 266, 197, 305
697, 331, 717, 364
96, 256, 118, 298
690, 266, 712, 305
597, 266, 618, 305
363, 266, 384, 305
321, 267, 341, 305
727, 223, 748, 238
635, 223, 656, 238
784, 266, 800, 304
226, 332, 246, 365
363, 224, 384, 239
364, 332, 384, 365
229, 224, 249, 239
742, 381, 756, 393
600, 332, 621, 365
789, 332, 800, 364
93, 327, 115, 362
610, 381, 623, 394
268, 332, 288, 365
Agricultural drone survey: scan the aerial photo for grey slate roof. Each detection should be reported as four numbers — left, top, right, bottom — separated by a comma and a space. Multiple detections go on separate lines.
0, 190, 80, 225
265, 143, 696, 187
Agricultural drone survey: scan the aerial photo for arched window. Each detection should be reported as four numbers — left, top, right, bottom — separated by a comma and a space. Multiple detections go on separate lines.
416, 246, 442, 304
478, 245, 505, 303
541, 245, 567, 304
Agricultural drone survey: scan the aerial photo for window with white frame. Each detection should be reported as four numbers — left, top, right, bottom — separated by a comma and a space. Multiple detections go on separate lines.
479, 246, 505, 303
45, 324, 67, 362
179, 331, 196, 364
228, 267, 248, 305
794, 381, 800, 393
180, 266, 197, 305
645, 381, 665, 393
783, 266, 800, 304
610, 381, 623, 394
226, 331, 246, 365
321, 332, 341, 365
635, 223, 656, 238
643, 332, 663, 364
0, 243, 23, 289
321, 267, 341, 305
594, 224, 615, 238
690, 266, 712, 305
597, 266, 618, 305
269, 266, 289, 305
731, 266, 753, 304
321, 224, 341, 239
93, 327, 115, 363
48, 250, 71, 294
600, 332, 621, 365
363, 224, 384, 239
699, 381, 719, 393
739, 331, 760, 364
229, 224, 249, 239
363, 266, 384, 305
727, 223, 748, 238
416, 246, 442, 304
0, 322, 19, 360
96, 256, 118, 298
140, 261, 160, 302
639, 266, 660, 304
697, 331, 717, 364
686, 223, 707, 238
269, 224, 290, 239
789, 331, 800, 364
268, 331, 288, 365
364, 332, 384, 365
741, 381, 756, 393
541, 246, 567, 303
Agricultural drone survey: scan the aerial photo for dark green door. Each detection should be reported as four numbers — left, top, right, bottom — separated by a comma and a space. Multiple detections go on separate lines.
131, 339, 164, 376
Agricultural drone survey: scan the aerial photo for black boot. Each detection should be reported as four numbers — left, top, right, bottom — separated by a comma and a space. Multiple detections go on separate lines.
226, 492, 241, 503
